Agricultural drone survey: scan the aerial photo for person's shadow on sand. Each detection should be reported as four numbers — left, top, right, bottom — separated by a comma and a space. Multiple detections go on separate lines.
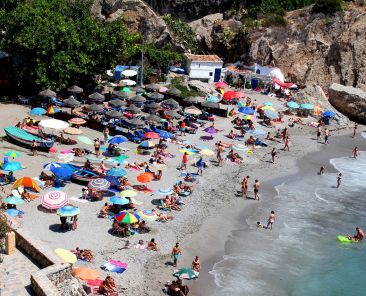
164, 261, 174, 267
49, 224, 68, 233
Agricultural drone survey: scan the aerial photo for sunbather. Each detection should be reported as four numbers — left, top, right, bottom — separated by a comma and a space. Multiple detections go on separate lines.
98, 276, 118, 296
99, 202, 111, 218
75, 247, 94, 262
147, 238, 159, 251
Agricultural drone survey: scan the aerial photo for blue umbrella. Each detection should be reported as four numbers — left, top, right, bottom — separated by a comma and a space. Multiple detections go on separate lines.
300, 103, 314, 110
264, 102, 273, 106
57, 205, 80, 217
52, 167, 73, 181
2, 162, 22, 171
109, 135, 128, 144
30, 107, 46, 115
238, 107, 255, 115
287, 101, 299, 109
4, 196, 25, 205
159, 131, 173, 139
264, 110, 279, 119
43, 162, 62, 171
5, 209, 24, 217
109, 195, 129, 205
106, 167, 127, 177
206, 95, 220, 103
323, 110, 336, 117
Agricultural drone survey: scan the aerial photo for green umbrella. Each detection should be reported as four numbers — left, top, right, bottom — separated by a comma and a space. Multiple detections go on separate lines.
173, 268, 199, 280
121, 87, 131, 93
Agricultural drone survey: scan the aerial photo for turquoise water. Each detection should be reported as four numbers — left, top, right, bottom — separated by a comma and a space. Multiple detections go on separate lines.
209, 149, 366, 296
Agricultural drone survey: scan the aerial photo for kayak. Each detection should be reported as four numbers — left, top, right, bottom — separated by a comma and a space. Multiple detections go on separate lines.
337, 235, 353, 243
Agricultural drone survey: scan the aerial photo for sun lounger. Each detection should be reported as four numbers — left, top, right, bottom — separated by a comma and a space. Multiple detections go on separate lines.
127, 132, 141, 143
135, 130, 147, 139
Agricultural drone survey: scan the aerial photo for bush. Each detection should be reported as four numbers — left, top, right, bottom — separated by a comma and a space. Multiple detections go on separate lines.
262, 15, 288, 27
312, 0, 343, 14
0, 218, 10, 239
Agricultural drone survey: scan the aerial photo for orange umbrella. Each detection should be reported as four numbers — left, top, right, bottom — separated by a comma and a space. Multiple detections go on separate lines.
137, 172, 154, 183
72, 267, 99, 280
13, 177, 40, 192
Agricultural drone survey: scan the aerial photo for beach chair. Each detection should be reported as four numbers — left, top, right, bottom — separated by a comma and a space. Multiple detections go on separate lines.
135, 130, 147, 139
151, 126, 162, 134
127, 132, 141, 143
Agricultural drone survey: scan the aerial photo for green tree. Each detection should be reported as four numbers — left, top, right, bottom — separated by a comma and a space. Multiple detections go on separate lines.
312, 0, 343, 14
0, 0, 140, 92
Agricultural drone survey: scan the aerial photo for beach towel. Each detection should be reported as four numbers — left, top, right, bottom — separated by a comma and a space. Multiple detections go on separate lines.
101, 260, 128, 274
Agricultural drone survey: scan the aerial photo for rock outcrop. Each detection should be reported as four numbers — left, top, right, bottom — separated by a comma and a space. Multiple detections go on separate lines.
329, 83, 366, 124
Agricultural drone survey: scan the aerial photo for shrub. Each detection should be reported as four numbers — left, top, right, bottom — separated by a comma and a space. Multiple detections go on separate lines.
0, 218, 10, 239
262, 15, 288, 27
312, 0, 343, 14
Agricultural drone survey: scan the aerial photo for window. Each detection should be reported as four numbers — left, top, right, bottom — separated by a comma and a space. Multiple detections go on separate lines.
209, 72, 213, 76
198, 64, 200, 68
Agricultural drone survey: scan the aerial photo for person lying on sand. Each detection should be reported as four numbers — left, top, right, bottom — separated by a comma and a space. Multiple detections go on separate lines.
99, 202, 111, 218
153, 209, 173, 222
75, 247, 94, 262
98, 276, 118, 296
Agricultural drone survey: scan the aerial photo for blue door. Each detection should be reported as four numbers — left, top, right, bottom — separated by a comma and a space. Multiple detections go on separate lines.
214, 68, 221, 82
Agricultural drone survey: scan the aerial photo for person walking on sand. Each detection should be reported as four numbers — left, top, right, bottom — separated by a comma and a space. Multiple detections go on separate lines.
352, 123, 358, 138
192, 256, 201, 272
180, 152, 188, 170
319, 166, 325, 175
94, 138, 101, 157
103, 126, 109, 144
217, 145, 224, 167
283, 136, 290, 151
337, 173, 342, 188
196, 157, 204, 176
267, 211, 276, 230
353, 146, 359, 158
241, 175, 249, 198
254, 179, 260, 200
324, 128, 330, 145
172, 243, 182, 267
271, 148, 277, 163
282, 127, 288, 141
317, 125, 322, 142
31, 140, 38, 156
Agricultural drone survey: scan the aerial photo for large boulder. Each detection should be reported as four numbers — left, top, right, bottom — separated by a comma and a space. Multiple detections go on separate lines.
329, 83, 366, 124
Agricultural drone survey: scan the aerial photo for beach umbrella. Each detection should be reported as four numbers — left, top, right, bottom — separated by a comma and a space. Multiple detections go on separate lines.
144, 132, 160, 139
120, 190, 137, 198
264, 110, 279, 119
109, 135, 128, 144
214, 81, 227, 88
323, 110, 336, 117
30, 107, 46, 115
129, 118, 145, 128
106, 167, 127, 177
55, 248, 77, 264
57, 205, 80, 217
184, 96, 202, 104
238, 107, 254, 115
42, 191, 68, 210
145, 102, 161, 109
57, 153, 74, 163
287, 101, 299, 109
157, 188, 174, 195
136, 172, 154, 183
85, 103, 104, 112
122, 69, 137, 77
88, 92, 105, 101
162, 99, 179, 108
145, 83, 161, 91
46, 106, 60, 115
121, 79, 136, 86
2, 162, 22, 171
159, 131, 173, 139
243, 115, 254, 121
147, 92, 164, 101
109, 99, 126, 107
165, 110, 181, 119
43, 162, 61, 171
201, 101, 220, 109
13, 177, 40, 192
115, 211, 140, 224
39, 89, 56, 98
109, 196, 129, 205
300, 103, 314, 110
264, 102, 274, 106
64, 127, 82, 135
52, 167, 73, 180
88, 178, 110, 191
139, 141, 155, 149
67, 85, 83, 94
72, 267, 99, 281
159, 86, 168, 93
167, 87, 181, 96
4, 150, 21, 158
184, 106, 202, 115
63, 97, 81, 107
130, 95, 146, 103
78, 136, 94, 145
204, 127, 217, 134
173, 268, 198, 280
126, 104, 141, 114
200, 149, 214, 156
39, 119, 69, 130
135, 86, 145, 94
121, 87, 131, 93
68, 118, 86, 125
223, 90, 237, 101
138, 210, 158, 222
145, 115, 161, 124
105, 110, 124, 119
114, 155, 129, 164
4, 196, 25, 205
206, 95, 220, 103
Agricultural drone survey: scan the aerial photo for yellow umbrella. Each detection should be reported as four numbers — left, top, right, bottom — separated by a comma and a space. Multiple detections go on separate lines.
199, 149, 214, 156
55, 248, 77, 264
120, 190, 137, 198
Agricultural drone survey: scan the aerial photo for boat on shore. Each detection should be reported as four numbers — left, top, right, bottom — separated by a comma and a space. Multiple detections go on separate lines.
4, 126, 54, 150
71, 168, 103, 184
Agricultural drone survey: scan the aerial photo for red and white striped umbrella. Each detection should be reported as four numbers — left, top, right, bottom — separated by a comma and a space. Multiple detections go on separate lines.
68, 118, 86, 125
41, 191, 68, 210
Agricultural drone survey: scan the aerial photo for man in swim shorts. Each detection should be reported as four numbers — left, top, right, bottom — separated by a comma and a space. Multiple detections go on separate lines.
348, 227, 364, 242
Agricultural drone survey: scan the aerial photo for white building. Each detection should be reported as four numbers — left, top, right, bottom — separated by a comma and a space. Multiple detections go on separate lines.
185, 54, 223, 83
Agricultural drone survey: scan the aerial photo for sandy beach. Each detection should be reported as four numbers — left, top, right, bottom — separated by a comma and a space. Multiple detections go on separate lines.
0, 89, 359, 295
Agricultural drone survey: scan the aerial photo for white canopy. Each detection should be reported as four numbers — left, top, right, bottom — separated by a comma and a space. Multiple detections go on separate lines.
121, 79, 136, 86
39, 119, 69, 130
122, 69, 137, 77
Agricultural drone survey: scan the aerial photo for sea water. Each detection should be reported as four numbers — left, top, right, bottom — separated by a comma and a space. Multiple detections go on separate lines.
209, 150, 366, 296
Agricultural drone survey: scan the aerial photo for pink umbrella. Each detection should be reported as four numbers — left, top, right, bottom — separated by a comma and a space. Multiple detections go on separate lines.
159, 86, 168, 93
214, 81, 227, 88
41, 191, 68, 210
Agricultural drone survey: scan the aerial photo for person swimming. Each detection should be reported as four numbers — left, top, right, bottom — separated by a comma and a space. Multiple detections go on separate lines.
348, 227, 364, 242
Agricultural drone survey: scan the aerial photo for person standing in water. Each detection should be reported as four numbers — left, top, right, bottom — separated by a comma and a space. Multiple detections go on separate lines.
353, 146, 359, 158
283, 136, 290, 151
317, 125, 322, 142
352, 123, 358, 138
324, 128, 330, 145
241, 176, 249, 198
254, 179, 260, 200
267, 211, 276, 230
336, 173, 342, 188
319, 166, 325, 175
271, 148, 277, 163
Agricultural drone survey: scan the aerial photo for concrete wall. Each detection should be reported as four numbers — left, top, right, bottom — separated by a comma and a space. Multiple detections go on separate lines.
186, 61, 223, 82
